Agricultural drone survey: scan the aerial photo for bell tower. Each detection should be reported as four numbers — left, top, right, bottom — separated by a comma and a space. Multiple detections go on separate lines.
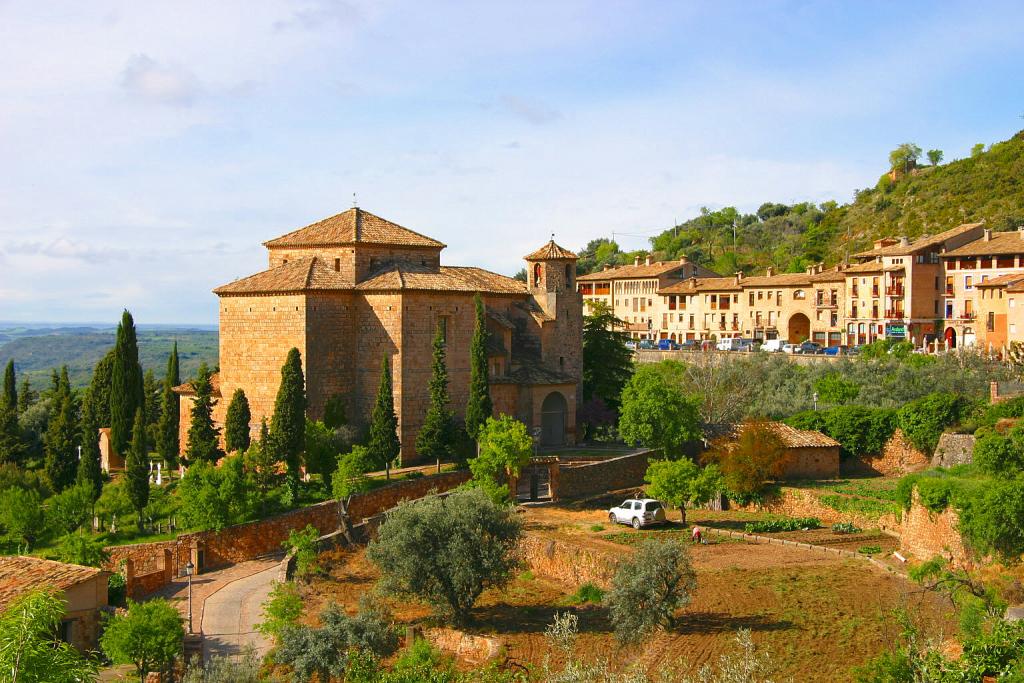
524, 237, 578, 301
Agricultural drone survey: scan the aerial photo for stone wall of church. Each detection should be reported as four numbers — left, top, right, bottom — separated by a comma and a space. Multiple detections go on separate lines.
268, 246, 357, 282
305, 292, 357, 420
351, 293, 404, 441
354, 246, 442, 281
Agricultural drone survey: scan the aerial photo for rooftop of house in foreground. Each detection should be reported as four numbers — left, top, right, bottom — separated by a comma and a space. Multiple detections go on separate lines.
0, 556, 107, 611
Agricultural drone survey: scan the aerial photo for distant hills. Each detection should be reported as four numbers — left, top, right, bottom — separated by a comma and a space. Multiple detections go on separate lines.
577, 130, 1024, 277
0, 324, 218, 389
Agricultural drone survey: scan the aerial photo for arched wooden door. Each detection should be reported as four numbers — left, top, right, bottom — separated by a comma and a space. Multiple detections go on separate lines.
540, 391, 567, 446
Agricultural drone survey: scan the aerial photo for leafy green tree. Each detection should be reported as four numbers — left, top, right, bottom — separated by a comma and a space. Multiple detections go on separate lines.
101, 598, 184, 682
142, 368, 160, 429
618, 364, 702, 456
270, 348, 306, 504
0, 588, 98, 683
332, 446, 373, 501
468, 415, 533, 503
256, 580, 303, 643
0, 487, 49, 549
43, 372, 78, 492
465, 293, 493, 439
88, 348, 115, 428
896, 392, 967, 455
973, 424, 1024, 476
109, 310, 144, 457
243, 419, 279, 502
156, 343, 180, 467
813, 372, 860, 405
644, 459, 723, 524
367, 354, 400, 477
47, 482, 95, 535
76, 389, 103, 501
416, 324, 455, 462
582, 300, 633, 410
224, 388, 252, 454
971, 142, 985, 158
125, 407, 150, 531
304, 418, 341, 493
322, 393, 347, 429
184, 363, 222, 465
2, 360, 15, 411
284, 523, 321, 581
606, 538, 696, 644
708, 420, 786, 497
177, 455, 250, 531
927, 149, 943, 166
366, 487, 522, 626
889, 142, 922, 172
56, 532, 110, 568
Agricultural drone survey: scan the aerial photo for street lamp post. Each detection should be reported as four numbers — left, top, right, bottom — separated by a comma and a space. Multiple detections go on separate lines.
184, 560, 195, 633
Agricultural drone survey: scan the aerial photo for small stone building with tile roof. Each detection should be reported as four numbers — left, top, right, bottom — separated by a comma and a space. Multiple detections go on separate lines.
708, 421, 841, 480
0, 556, 110, 653
176, 208, 582, 462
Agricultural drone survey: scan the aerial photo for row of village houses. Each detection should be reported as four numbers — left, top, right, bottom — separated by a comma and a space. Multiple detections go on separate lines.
578, 221, 1024, 351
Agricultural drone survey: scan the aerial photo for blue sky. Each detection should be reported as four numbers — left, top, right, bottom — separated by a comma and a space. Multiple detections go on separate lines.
1, 0, 1022, 324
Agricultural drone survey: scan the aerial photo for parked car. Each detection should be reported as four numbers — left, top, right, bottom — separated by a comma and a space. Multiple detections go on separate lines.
608, 498, 667, 529
736, 338, 758, 352
716, 338, 743, 351
624, 340, 637, 350
679, 339, 699, 351
782, 343, 801, 354
799, 341, 824, 355
761, 339, 785, 353
658, 339, 680, 350
700, 340, 716, 351
638, 340, 657, 350
823, 345, 853, 356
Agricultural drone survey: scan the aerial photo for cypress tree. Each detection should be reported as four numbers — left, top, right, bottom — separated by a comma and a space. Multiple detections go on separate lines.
44, 369, 78, 491
367, 354, 400, 478
415, 323, 454, 461
143, 369, 160, 427
0, 361, 23, 465
77, 389, 103, 502
110, 310, 144, 457
2, 360, 15, 411
17, 376, 37, 414
270, 348, 306, 504
224, 388, 252, 454
89, 349, 116, 428
464, 293, 493, 439
125, 407, 150, 531
184, 363, 222, 464
156, 343, 180, 467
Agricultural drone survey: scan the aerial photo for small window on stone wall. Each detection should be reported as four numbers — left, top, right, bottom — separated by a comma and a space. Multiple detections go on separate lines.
334, 258, 340, 272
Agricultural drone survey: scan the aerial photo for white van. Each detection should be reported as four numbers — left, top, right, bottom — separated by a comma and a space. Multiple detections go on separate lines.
716, 338, 743, 351
761, 339, 785, 353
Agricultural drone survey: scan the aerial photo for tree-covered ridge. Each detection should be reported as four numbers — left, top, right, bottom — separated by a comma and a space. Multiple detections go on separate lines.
576, 129, 1024, 277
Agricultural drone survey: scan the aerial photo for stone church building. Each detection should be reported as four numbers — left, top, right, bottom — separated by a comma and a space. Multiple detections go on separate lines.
175, 207, 582, 464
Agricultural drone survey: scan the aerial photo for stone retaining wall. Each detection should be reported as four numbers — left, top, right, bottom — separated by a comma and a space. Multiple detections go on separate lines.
898, 490, 968, 565
734, 487, 900, 534
422, 628, 502, 663
518, 533, 621, 589
932, 433, 976, 468
844, 429, 930, 477
104, 469, 470, 596
554, 450, 653, 500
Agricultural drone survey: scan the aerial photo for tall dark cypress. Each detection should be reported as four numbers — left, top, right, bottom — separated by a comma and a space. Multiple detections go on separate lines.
125, 407, 150, 531
184, 363, 222, 464
464, 293, 493, 439
270, 348, 306, 504
89, 349, 116, 428
367, 354, 400, 477
44, 367, 78, 491
77, 389, 103, 501
17, 377, 37, 414
156, 343, 180, 467
109, 310, 144, 456
415, 323, 454, 461
1, 360, 15, 411
224, 388, 252, 454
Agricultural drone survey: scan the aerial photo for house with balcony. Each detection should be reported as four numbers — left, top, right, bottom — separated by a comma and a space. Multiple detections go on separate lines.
846, 222, 985, 346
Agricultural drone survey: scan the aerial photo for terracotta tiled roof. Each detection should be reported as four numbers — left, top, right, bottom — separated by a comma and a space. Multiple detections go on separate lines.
942, 230, 1024, 257
0, 557, 107, 611
976, 273, 1024, 288
172, 372, 221, 398
809, 267, 848, 283
659, 276, 742, 294
1007, 281, 1024, 293
523, 240, 577, 260
764, 422, 841, 448
625, 322, 651, 332
264, 208, 446, 249
214, 257, 350, 295
578, 260, 716, 282
854, 222, 984, 258
842, 261, 884, 274
356, 264, 527, 294
740, 273, 813, 287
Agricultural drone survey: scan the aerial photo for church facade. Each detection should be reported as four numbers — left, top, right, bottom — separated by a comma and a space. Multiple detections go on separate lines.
175, 208, 582, 464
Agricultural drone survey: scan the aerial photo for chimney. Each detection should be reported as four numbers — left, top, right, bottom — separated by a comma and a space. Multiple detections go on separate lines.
765, 266, 774, 277
603, 264, 612, 271
634, 255, 641, 266
984, 228, 993, 242
645, 254, 652, 266
899, 236, 910, 247
1018, 226, 1024, 241
734, 270, 744, 285
678, 255, 689, 264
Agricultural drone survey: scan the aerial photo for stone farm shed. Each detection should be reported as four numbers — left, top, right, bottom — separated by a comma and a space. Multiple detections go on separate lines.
707, 421, 841, 480
0, 556, 110, 653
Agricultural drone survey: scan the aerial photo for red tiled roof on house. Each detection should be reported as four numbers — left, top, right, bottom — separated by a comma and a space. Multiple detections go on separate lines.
975, 273, 1024, 288
523, 240, 577, 260
578, 259, 718, 282
263, 208, 446, 249
0, 557, 107, 611
763, 422, 841, 448
942, 229, 1024, 257
853, 222, 984, 258
172, 372, 221, 398
659, 276, 743, 294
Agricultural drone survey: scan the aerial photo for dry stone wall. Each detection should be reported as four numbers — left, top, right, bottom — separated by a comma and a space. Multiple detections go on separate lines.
734, 487, 900, 533
932, 433, 976, 468
845, 429, 930, 477
518, 533, 621, 589
899, 490, 968, 565
554, 450, 652, 500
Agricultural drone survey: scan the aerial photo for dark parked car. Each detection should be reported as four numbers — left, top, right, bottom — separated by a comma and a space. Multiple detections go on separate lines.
658, 339, 680, 350
823, 345, 852, 356
638, 340, 657, 350
798, 341, 825, 355
679, 339, 699, 351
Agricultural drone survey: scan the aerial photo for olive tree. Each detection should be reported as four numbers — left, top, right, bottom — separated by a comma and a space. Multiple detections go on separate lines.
644, 459, 723, 524
606, 538, 697, 644
366, 487, 521, 626
100, 598, 184, 681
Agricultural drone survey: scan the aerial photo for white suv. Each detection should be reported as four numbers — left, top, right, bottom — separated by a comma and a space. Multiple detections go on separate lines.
608, 498, 667, 529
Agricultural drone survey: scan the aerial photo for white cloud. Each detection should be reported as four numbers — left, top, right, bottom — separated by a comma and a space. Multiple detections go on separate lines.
120, 54, 202, 106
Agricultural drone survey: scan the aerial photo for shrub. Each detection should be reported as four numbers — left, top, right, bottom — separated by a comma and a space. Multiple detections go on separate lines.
744, 517, 820, 533
819, 494, 899, 518
708, 420, 785, 497
832, 522, 861, 534
858, 545, 883, 555
257, 580, 303, 642
284, 524, 321, 581
567, 582, 605, 605
101, 598, 184, 681
605, 538, 696, 643
896, 392, 969, 455
182, 647, 262, 683
366, 488, 522, 626
972, 424, 1024, 476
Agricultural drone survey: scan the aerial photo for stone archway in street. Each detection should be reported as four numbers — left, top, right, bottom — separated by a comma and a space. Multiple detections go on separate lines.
787, 313, 810, 343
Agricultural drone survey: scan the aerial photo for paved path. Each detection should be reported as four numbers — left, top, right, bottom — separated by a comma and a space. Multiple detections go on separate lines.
201, 563, 278, 661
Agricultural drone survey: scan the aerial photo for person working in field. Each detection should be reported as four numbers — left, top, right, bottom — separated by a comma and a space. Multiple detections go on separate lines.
691, 525, 702, 544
